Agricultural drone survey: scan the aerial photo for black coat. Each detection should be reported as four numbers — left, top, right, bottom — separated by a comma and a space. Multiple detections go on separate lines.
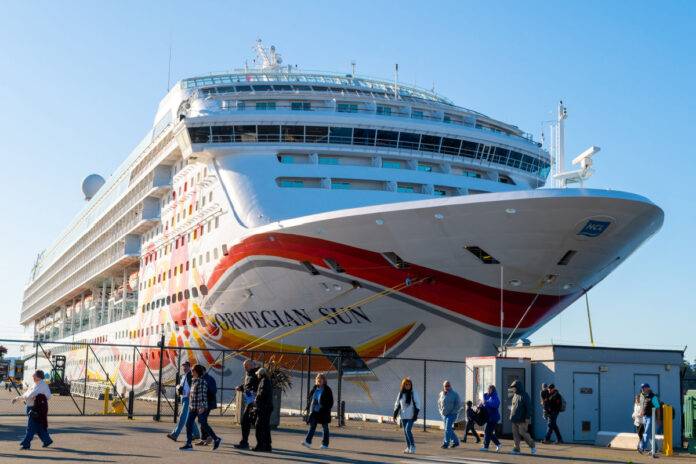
306, 385, 334, 425
255, 376, 274, 414
238, 367, 259, 393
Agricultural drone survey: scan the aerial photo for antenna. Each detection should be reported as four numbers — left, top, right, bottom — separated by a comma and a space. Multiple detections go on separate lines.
166, 36, 173, 91
393, 63, 399, 99
350, 60, 356, 76
551, 100, 602, 187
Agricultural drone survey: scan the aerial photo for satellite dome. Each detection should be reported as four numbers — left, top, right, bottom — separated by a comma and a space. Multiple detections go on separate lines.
82, 174, 105, 200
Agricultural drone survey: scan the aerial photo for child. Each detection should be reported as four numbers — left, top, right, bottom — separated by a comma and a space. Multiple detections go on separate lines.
463, 400, 481, 443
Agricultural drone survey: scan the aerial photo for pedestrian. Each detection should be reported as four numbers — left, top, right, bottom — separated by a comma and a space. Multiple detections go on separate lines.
393, 377, 420, 454
179, 364, 221, 451
167, 361, 200, 442
462, 400, 481, 443
508, 380, 537, 455
479, 385, 501, 453
13, 370, 53, 450
233, 360, 260, 450
637, 383, 660, 455
632, 394, 645, 442
301, 373, 335, 450
437, 380, 461, 449
540, 383, 549, 420
542, 383, 564, 444
253, 367, 274, 452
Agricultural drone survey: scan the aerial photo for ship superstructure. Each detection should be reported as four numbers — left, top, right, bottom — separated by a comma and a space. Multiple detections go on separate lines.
19, 43, 662, 408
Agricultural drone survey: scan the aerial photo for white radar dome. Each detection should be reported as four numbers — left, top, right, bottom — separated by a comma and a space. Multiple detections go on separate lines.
82, 174, 105, 200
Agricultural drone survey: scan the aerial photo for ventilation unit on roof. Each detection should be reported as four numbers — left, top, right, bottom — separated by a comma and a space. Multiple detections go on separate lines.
464, 246, 500, 264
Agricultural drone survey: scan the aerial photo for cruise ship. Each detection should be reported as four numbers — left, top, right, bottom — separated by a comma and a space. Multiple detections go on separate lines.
20, 42, 663, 408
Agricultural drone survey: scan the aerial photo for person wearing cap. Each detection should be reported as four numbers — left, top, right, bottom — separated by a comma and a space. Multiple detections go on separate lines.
542, 384, 564, 444
13, 370, 53, 450
167, 361, 200, 442
637, 383, 660, 454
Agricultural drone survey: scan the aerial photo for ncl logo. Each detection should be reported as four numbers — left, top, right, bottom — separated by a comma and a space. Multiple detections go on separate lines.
578, 220, 611, 238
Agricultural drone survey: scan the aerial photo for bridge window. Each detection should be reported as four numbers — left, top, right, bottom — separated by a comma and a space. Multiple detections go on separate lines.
337, 103, 358, 113
376, 105, 392, 116
256, 101, 276, 110
291, 101, 311, 111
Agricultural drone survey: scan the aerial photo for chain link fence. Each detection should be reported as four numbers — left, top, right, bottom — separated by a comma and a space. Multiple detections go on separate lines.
0, 338, 472, 429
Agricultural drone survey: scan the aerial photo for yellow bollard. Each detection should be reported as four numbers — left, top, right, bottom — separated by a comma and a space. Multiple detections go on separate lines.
663, 404, 673, 456
103, 387, 110, 415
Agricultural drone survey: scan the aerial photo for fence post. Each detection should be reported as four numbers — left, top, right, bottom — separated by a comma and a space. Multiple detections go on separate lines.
129, 345, 136, 419
337, 354, 343, 427
83, 344, 88, 415
304, 347, 312, 413
219, 350, 226, 416
422, 359, 427, 431
299, 355, 305, 413
174, 347, 181, 424
155, 335, 165, 421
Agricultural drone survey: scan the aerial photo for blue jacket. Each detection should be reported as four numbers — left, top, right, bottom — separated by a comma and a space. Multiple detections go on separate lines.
483, 391, 501, 424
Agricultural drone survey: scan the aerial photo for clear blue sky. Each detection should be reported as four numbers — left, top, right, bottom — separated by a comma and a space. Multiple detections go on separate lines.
0, 1, 694, 359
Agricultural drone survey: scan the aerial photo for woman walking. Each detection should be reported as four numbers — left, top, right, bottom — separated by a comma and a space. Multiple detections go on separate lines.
13, 370, 53, 450
479, 385, 502, 452
632, 394, 645, 443
179, 364, 220, 451
301, 373, 334, 449
393, 377, 420, 454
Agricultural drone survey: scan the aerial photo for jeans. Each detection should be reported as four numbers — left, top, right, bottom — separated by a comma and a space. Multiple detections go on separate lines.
186, 408, 217, 445
402, 418, 415, 449
483, 421, 500, 448
640, 416, 654, 452
172, 397, 199, 439
20, 406, 51, 449
305, 415, 330, 446
512, 421, 535, 451
463, 421, 480, 442
443, 413, 460, 446
544, 411, 563, 442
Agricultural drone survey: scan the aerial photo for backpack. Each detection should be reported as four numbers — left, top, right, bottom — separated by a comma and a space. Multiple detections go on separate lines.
559, 394, 566, 412
474, 406, 488, 426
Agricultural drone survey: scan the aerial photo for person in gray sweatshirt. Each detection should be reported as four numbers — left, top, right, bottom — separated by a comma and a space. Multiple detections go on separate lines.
437, 380, 462, 449
508, 380, 537, 455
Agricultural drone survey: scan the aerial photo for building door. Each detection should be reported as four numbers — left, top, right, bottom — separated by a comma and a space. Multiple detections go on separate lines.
634, 374, 660, 396
501, 367, 525, 435
573, 372, 600, 442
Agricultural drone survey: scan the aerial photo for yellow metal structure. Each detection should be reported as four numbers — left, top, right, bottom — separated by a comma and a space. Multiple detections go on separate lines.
103, 387, 110, 415
663, 404, 673, 456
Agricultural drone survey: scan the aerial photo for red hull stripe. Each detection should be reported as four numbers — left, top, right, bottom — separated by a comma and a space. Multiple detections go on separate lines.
208, 233, 577, 329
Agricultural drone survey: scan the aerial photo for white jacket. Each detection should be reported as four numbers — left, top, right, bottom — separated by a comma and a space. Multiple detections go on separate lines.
22, 380, 52, 407
394, 390, 420, 420
632, 403, 644, 426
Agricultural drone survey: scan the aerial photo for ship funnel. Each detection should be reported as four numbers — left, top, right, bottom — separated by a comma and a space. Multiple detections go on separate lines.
82, 174, 105, 200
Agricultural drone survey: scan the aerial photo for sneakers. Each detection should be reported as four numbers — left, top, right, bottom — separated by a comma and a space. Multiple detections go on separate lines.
42, 440, 53, 448
320, 445, 329, 449
511, 449, 521, 455
404, 447, 411, 454
531, 447, 537, 455
166, 433, 177, 442
213, 437, 222, 450
179, 444, 193, 451
479, 446, 489, 452
495, 445, 501, 452
301, 441, 312, 448
410, 446, 416, 454
441, 443, 449, 449
233, 443, 249, 449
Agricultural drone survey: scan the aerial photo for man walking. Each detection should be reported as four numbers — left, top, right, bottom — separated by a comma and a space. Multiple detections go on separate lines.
179, 364, 221, 451
253, 367, 274, 452
437, 380, 461, 449
167, 361, 200, 442
637, 383, 660, 455
509, 380, 537, 455
13, 370, 53, 450
542, 384, 564, 444
234, 360, 259, 450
